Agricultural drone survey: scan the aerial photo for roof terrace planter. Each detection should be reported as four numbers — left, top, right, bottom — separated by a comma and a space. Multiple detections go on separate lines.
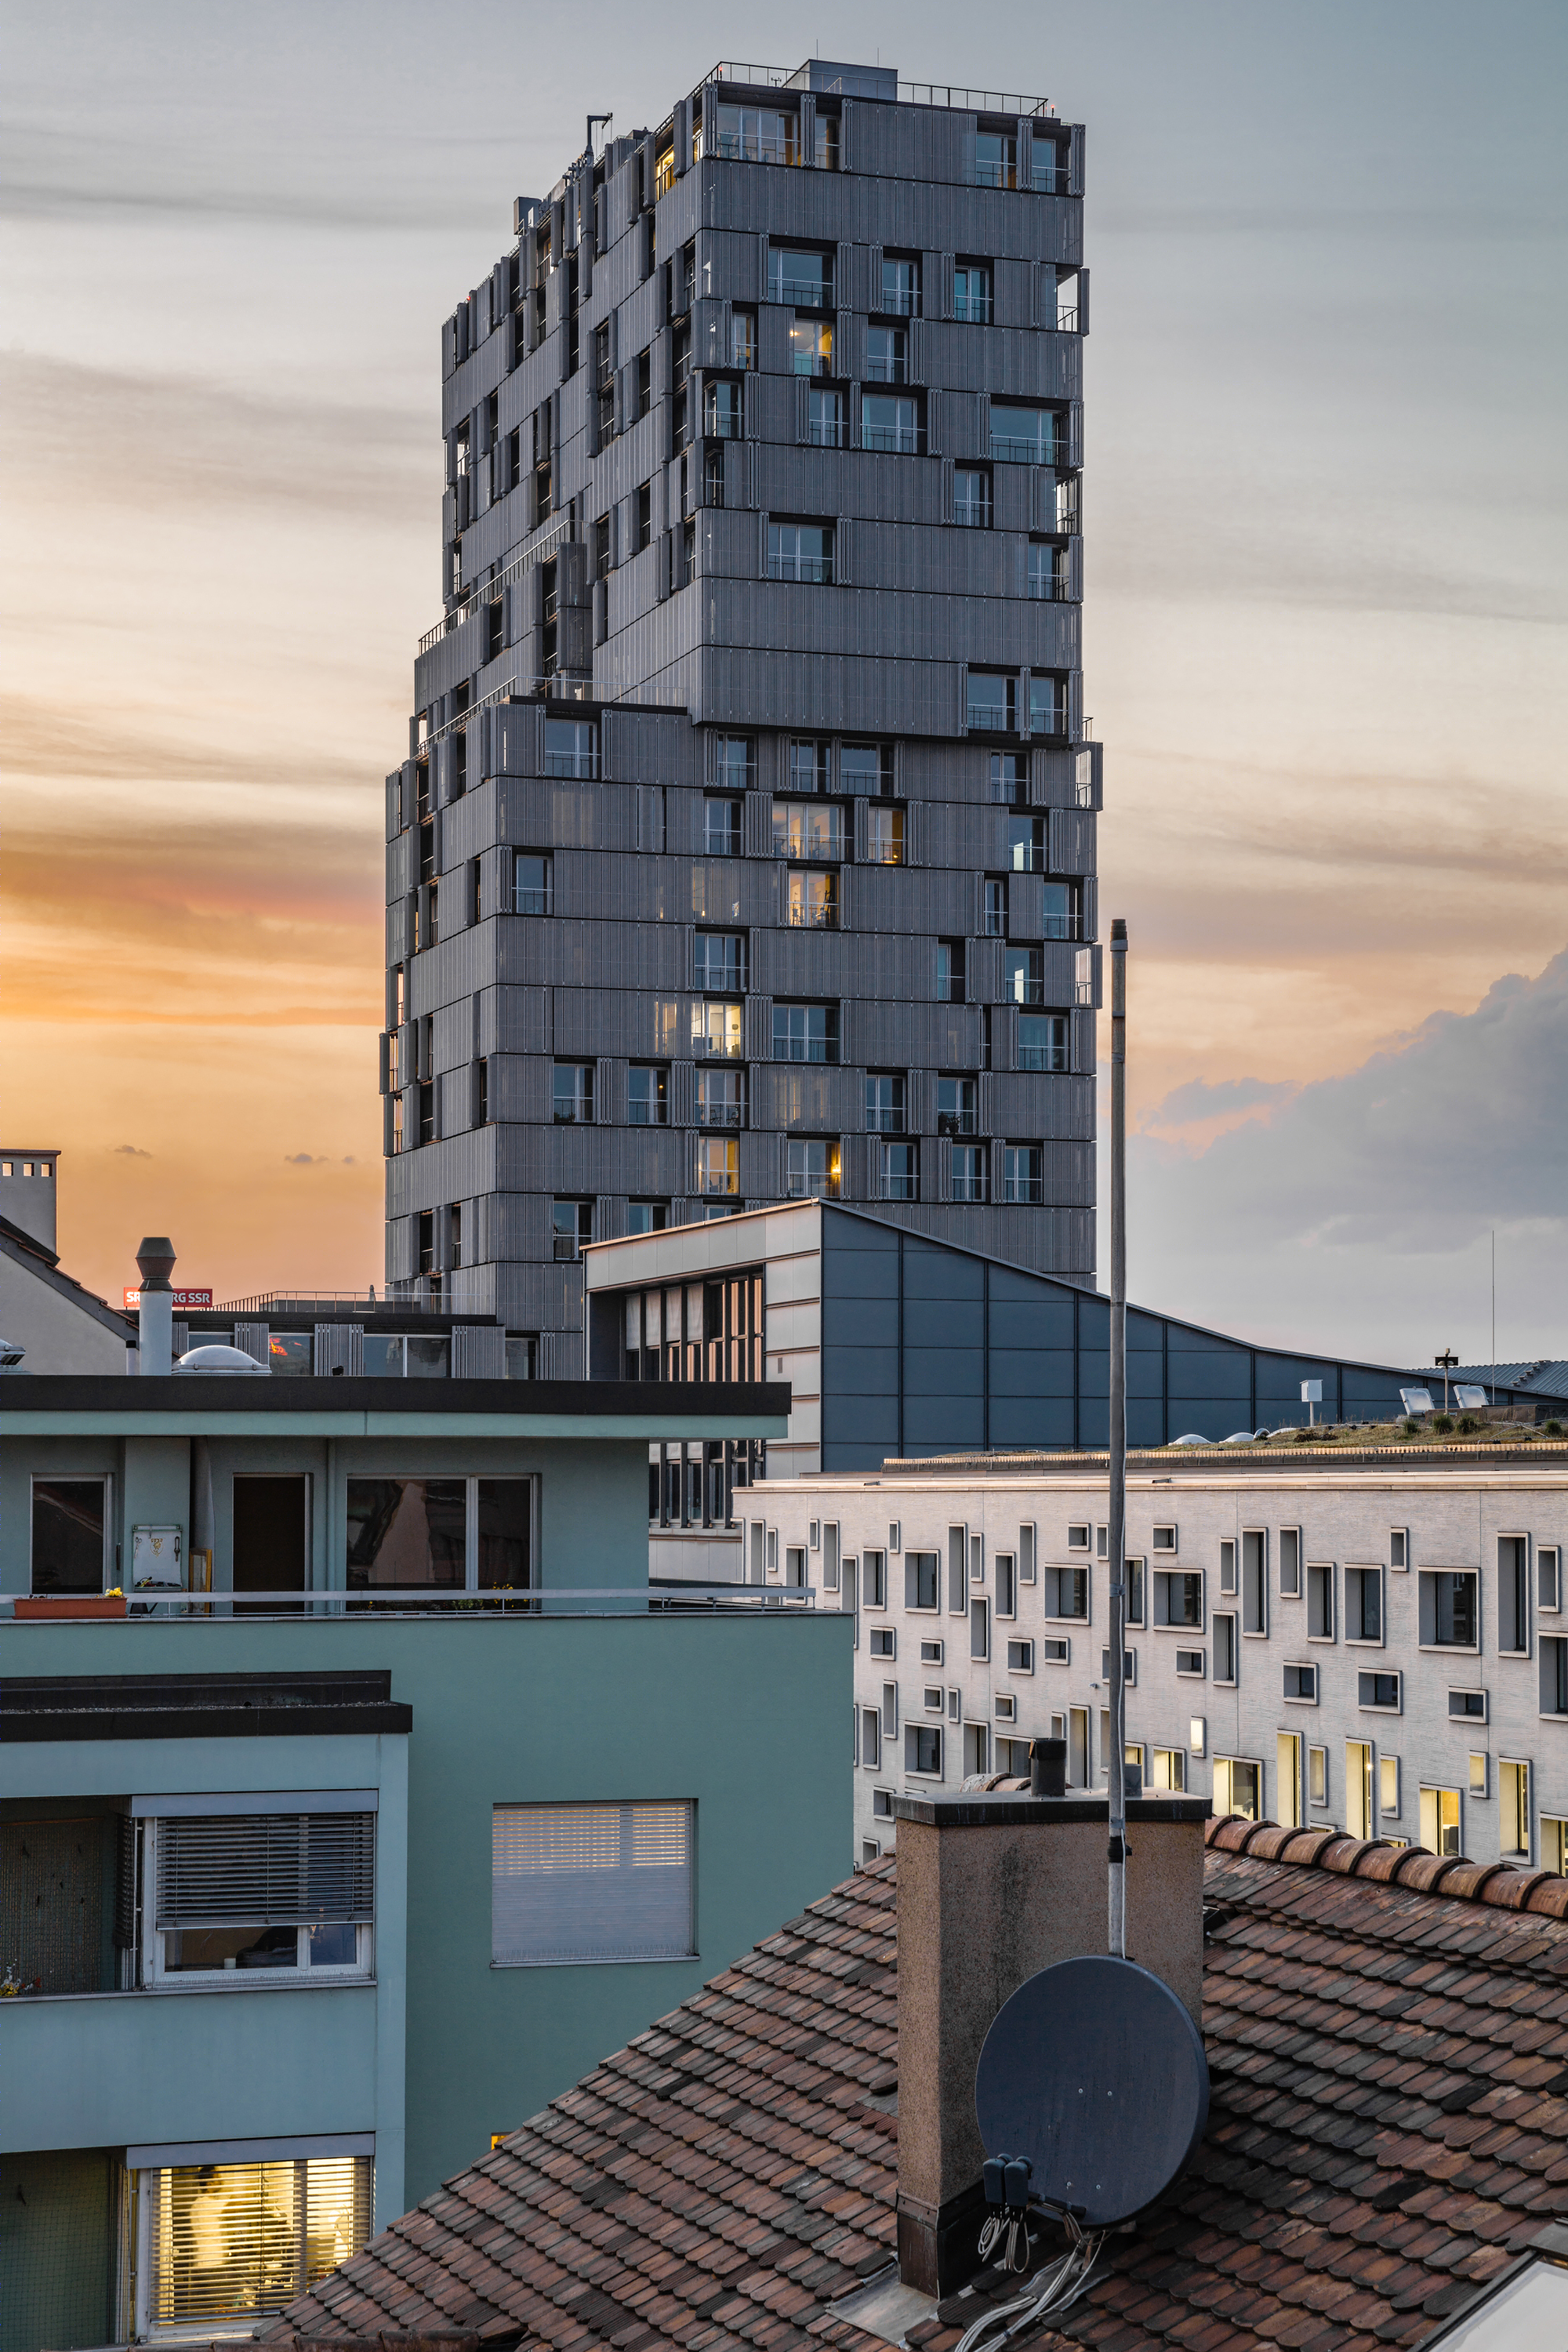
13, 1594, 126, 1621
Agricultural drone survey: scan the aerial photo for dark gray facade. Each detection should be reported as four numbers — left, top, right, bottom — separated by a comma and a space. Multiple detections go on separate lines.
384, 60, 1100, 1370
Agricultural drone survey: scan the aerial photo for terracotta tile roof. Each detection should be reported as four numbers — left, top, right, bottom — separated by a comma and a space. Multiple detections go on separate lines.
267, 1821, 1568, 2351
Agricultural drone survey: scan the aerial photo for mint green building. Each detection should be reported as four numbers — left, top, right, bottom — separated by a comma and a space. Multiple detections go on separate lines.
0, 1373, 850, 2347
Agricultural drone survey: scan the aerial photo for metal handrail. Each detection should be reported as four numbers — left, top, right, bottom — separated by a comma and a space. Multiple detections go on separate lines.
416, 514, 573, 656
705, 62, 1056, 117
3, 1585, 818, 1619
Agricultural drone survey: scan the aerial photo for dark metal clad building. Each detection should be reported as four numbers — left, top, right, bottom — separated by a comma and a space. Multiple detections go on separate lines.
383, 60, 1099, 1370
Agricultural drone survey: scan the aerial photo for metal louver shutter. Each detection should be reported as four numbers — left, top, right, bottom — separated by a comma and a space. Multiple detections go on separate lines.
155, 1813, 375, 1930
492, 1801, 695, 1964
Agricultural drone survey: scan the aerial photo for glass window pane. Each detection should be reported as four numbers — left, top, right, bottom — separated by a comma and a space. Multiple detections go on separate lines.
477, 1479, 532, 1592
346, 1477, 465, 1588
30, 1479, 105, 1594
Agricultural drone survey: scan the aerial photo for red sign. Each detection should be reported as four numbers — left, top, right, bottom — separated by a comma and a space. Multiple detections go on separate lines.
123, 1288, 214, 1309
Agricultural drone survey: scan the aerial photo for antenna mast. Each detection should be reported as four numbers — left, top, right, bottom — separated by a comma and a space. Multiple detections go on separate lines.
1108, 918, 1128, 1957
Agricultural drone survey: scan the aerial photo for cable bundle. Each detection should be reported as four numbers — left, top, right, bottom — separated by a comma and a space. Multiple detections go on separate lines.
957, 2161, 1105, 2352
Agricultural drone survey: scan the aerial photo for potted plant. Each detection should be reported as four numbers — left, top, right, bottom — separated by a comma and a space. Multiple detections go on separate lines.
13, 1588, 129, 1621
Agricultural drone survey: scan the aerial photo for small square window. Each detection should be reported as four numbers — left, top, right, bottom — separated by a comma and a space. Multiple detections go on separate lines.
872, 1788, 895, 1820
1041, 1637, 1070, 1664
1067, 1523, 1090, 1551
1007, 1639, 1035, 1674
1448, 1688, 1487, 1722
1152, 1526, 1176, 1553
1175, 1649, 1204, 1678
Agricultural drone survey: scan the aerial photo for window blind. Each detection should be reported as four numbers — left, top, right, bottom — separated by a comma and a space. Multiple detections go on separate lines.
155, 1813, 375, 1930
147, 2156, 371, 2321
492, 1802, 694, 1965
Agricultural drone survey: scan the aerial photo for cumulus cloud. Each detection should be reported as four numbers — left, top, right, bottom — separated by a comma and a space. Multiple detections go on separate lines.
112, 1143, 152, 1157
1127, 950, 1568, 1357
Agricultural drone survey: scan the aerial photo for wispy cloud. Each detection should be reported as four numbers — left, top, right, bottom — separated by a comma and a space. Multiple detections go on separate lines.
284, 1152, 327, 1166
1144, 1076, 1299, 1128
112, 1144, 153, 1158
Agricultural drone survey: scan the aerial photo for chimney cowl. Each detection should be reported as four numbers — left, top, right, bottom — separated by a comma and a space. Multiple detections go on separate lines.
136, 1236, 176, 1291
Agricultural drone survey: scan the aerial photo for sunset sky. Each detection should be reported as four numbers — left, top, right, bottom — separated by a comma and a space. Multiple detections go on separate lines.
4, 0, 1564, 1363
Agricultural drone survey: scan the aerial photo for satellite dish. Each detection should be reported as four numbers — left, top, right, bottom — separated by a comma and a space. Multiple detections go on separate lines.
975, 1955, 1209, 2228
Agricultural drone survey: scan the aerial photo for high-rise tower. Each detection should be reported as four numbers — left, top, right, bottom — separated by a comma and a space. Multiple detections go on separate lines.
384, 60, 1100, 1371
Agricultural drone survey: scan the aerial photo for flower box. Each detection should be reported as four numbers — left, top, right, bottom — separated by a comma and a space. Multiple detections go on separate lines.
13, 1594, 128, 1621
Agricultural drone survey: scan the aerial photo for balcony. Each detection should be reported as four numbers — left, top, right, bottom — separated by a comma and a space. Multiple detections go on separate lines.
991, 431, 1062, 467
861, 421, 925, 456
771, 273, 833, 309
953, 293, 993, 325
806, 416, 850, 448
866, 1109, 906, 1134
786, 874, 839, 928
696, 1102, 745, 1129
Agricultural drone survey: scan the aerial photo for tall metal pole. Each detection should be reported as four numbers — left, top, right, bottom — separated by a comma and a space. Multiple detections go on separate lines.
1108, 919, 1128, 1957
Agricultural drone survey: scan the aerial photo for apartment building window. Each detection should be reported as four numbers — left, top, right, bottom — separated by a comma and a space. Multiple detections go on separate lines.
554, 1063, 593, 1123
712, 102, 799, 163
951, 1144, 987, 1203
1029, 541, 1069, 601
982, 755, 1022, 810
1242, 1530, 1268, 1634
696, 1067, 745, 1128
773, 1003, 839, 1063
953, 262, 993, 322
790, 318, 834, 376
1420, 1786, 1462, 1859
29, 1477, 110, 1595
731, 307, 757, 368
814, 113, 840, 169
695, 931, 747, 992
861, 393, 923, 454
636, 481, 653, 550
1500, 1536, 1530, 1653
143, 2157, 372, 2326
774, 800, 844, 859
936, 1076, 976, 1137
786, 1138, 840, 1199
936, 940, 965, 1002
1029, 675, 1069, 736
492, 1802, 695, 1965
768, 521, 835, 582
967, 671, 1014, 731
865, 805, 905, 865
1421, 1570, 1479, 1649
514, 851, 553, 914
1501, 1759, 1531, 1859
974, 131, 1017, 188
841, 740, 894, 796
1213, 1758, 1261, 1822
786, 869, 838, 927
1033, 138, 1067, 193
866, 324, 909, 383
704, 796, 742, 855
991, 402, 1062, 466
1213, 1613, 1237, 1682
879, 1142, 918, 1200
348, 1474, 530, 1588
1345, 1740, 1374, 1840
768, 245, 832, 308
697, 1137, 739, 1196
1007, 815, 1046, 872
691, 1000, 744, 1058
789, 736, 832, 792
147, 1807, 375, 1980
1380, 1753, 1400, 1817
628, 1065, 668, 1126
1043, 881, 1083, 941
625, 1202, 669, 1236
906, 1726, 943, 1777
416, 1080, 435, 1146
553, 1200, 593, 1261
544, 720, 598, 779
808, 387, 848, 446
716, 734, 756, 789
1359, 1670, 1402, 1710
390, 1093, 405, 1154
1005, 948, 1044, 1006
877, 254, 920, 316
704, 379, 743, 439
953, 468, 993, 528
866, 1074, 905, 1133
1540, 1546, 1560, 1610
1000, 1144, 1044, 1204
863, 1550, 887, 1608
983, 878, 1007, 935
1345, 1565, 1383, 1643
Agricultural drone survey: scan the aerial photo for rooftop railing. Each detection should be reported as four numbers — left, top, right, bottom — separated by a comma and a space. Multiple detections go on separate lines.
4, 1584, 818, 1621
706, 63, 1057, 117
417, 514, 572, 656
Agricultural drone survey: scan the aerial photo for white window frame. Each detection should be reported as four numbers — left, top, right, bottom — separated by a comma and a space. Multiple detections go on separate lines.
1305, 1559, 1335, 1643
923, 1684, 945, 1714
1500, 1757, 1530, 1860
1357, 1667, 1403, 1714
1151, 1524, 1177, 1555
1282, 1661, 1319, 1705
1018, 1524, 1036, 1583
1448, 1685, 1489, 1725
994, 1691, 1016, 1721
1419, 1566, 1481, 1654
1241, 1529, 1267, 1635
141, 1809, 375, 1991
905, 1551, 941, 1612
1042, 1562, 1090, 1622
1212, 1610, 1238, 1686
1420, 1783, 1463, 1857
1041, 1635, 1070, 1664
869, 1624, 895, 1659
1379, 1752, 1401, 1818
1538, 1545, 1562, 1614
994, 1550, 1018, 1619
1279, 1526, 1302, 1599
1007, 1637, 1036, 1675
1389, 1527, 1409, 1573
905, 1723, 944, 1779
1308, 1743, 1328, 1810
1345, 1563, 1385, 1647
863, 1548, 887, 1609
1066, 1522, 1090, 1552
918, 1636, 944, 1664
1498, 1532, 1531, 1657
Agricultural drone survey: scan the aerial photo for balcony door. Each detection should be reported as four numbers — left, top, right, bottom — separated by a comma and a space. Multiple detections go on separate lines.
232, 1475, 309, 1604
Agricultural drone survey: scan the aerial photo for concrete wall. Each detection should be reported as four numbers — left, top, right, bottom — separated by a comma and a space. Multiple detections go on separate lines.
0, 1607, 852, 2205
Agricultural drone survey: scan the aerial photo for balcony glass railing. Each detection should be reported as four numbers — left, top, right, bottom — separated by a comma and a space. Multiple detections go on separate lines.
862, 421, 925, 455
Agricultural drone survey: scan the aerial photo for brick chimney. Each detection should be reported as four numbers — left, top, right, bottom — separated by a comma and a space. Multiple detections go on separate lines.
892, 1788, 1208, 2296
